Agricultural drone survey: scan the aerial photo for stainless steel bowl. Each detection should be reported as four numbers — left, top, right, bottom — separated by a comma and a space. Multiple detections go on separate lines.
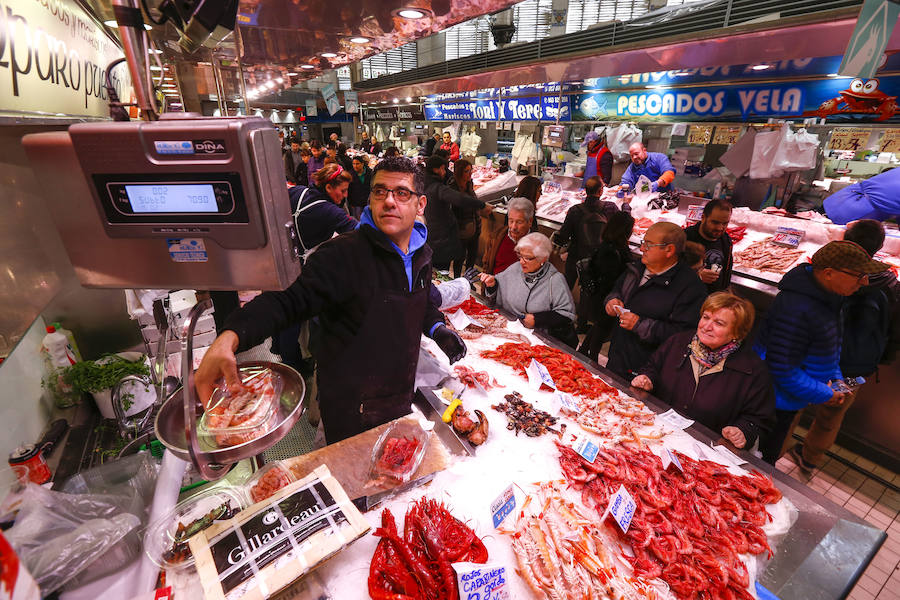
155, 361, 306, 468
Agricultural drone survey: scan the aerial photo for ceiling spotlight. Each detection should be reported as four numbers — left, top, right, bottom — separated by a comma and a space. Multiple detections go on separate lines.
265, 81, 276, 88
286, 72, 298, 76
381, 100, 388, 104
149, 49, 163, 54
150, 65, 163, 71
405, 96, 412, 102
392, 98, 399, 103
276, 77, 284, 84
349, 36, 370, 44
751, 64, 771, 71
398, 9, 425, 19
321, 52, 337, 58
301, 64, 315, 69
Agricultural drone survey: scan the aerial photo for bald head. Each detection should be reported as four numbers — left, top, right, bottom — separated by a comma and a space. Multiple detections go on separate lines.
642, 221, 684, 272
629, 143, 648, 165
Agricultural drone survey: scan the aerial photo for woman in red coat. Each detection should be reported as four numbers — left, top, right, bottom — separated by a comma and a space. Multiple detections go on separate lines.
440, 131, 460, 161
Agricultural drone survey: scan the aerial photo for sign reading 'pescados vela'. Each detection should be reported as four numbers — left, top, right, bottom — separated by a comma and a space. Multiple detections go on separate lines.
0, 0, 133, 118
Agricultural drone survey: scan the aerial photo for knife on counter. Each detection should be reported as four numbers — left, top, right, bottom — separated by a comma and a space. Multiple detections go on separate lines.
351, 471, 437, 513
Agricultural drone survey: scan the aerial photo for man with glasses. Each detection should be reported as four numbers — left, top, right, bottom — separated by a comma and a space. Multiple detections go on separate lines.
755, 240, 889, 464
483, 197, 535, 275
603, 222, 707, 379
194, 157, 467, 444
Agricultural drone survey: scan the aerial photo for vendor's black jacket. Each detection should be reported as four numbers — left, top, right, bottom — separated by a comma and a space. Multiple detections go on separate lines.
424, 137, 438, 156
223, 220, 446, 442
684, 223, 733, 293
424, 170, 486, 265
604, 261, 707, 378
637, 330, 776, 447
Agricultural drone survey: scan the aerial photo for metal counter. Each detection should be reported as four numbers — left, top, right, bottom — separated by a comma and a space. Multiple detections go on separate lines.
524, 329, 887, 600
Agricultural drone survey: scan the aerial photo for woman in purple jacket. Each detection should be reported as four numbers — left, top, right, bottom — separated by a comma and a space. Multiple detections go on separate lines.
631, 292, 775, 450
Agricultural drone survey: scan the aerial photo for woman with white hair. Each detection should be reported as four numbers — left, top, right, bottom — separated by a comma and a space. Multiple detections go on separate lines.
479, 232, 578, 347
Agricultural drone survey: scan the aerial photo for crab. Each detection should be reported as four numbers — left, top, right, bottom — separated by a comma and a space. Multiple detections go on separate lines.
804, 78, 898, 121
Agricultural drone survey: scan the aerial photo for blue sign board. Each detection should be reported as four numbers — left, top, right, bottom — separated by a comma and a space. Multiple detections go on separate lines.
424, 95, 571, 121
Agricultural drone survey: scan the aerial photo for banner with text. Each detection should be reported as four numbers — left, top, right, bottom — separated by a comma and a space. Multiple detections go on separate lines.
424, 95, 571, 121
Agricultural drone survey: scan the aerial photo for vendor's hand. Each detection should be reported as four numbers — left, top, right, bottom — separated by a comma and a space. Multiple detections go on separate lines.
479, 273, 497, 288
650, 181, 660, 193
824, 389, 846, 406
698, 268, 719, 284
606, 298, 624, 317
194, 331, 241, 408
631, 375, 653, 391
722, 426, 747, 449
521, 314, 536, 328
619, 311, 639, 331
433, 325, 467, 364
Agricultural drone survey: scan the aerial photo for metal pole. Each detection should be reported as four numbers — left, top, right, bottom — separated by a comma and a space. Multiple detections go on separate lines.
112, 0, 158, 119
235, 27, 250, 115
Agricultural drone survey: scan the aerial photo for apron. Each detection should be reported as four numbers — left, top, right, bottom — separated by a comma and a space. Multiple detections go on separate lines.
583, 145, 610, 185
317, 286, 428, 443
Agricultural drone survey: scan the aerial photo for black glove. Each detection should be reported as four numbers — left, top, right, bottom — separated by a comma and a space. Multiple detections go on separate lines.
432, 325, 467, 364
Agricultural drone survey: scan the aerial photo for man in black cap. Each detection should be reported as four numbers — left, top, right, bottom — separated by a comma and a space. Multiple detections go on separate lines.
755, 240, 889, 464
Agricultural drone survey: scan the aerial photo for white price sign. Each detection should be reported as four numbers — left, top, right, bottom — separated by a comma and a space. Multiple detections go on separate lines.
526, 359, 556, 390
602, 485, 637, 533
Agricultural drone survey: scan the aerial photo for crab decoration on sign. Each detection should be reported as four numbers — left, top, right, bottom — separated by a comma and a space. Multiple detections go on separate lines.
804, 78, 899, 121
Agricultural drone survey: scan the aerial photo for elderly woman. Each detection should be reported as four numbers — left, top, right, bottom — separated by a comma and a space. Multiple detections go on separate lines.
631, 292, 775, 449
480, 233, 578, 347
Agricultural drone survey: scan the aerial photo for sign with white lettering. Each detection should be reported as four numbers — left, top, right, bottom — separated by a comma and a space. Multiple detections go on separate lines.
660, 447, 683, 472
453, 563, 510, 600
490, 485, 516, 528
344, 91, 358, 114
0, 1, 133, 118
571, 435, 600, 463
321, 83, 340, 116
526, 359, 556, 390
603, 485, 637, 533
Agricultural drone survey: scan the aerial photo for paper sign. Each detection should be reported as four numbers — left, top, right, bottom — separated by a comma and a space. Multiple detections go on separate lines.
503, 122, 512, 131
490, 485, 516, 528
603, 485, 637, 533
828, 127, 869, 152
657, 409, 694, 430
167, 238, 208, 263
479, 121, 487, 129
454, 563, 510, 600
571, 435, 600, 463
713, 444, 748, 466
554, 391, 579, 415
660, 447, 683, 472
305, 99, 318, 118
449, 309, 483, 331
526, 359, 556, 390
671, 123, 688, 136
771, 226, 805, 248
878, 129, 900, 154
713, 126, 742, 145
687, 125, 713, 145
321, 83, 341, 116
686, 204, 706, 226
343, 91, 359, 114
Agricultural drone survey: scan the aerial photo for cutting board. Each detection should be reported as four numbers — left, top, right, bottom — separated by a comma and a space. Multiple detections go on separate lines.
284, 415, 451, 500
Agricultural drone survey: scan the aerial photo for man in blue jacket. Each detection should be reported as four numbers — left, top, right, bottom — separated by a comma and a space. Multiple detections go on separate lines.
620, 143, 676, 193
755, 241, 888, 464
823, 167, 900, 225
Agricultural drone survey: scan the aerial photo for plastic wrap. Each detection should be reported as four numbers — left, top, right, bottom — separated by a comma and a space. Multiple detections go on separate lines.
435, 278, 472, 310
720, 128, 757, 178
368, 419, 431, 485
200, 366, 284, 447
5, 485, 141, 594
606, 123, 643, 161
749, 126, 784, 179
773, 126, 819, 172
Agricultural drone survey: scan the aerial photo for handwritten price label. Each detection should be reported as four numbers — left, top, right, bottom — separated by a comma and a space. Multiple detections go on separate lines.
660, 447, 683, 472
771, 226, 805, 248
686, 204, 706, 226
571, 435, 600, 463
688, 125, 713, 145
554, 391, 579, 415
526, 359, 556, 390
490, 485, 516, 528
454, 563, 510, 600
878, 129, 900, 154
829, 127, 869, 152
713, 126, 742, 145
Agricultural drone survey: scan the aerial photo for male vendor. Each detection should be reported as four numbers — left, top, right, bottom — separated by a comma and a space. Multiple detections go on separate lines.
620, 143, 676, 193
195, 157, 467, 443
685, 199, 734, 292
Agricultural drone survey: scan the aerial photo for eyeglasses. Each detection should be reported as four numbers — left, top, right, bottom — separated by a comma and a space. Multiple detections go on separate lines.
371, 185, 416, 203
639, 239, 670, 251
515, 252, 538, 262
835, 268, 869, 283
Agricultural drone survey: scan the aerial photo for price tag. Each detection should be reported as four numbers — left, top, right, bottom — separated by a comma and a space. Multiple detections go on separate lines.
657, 409, 694, 430
878, 129, 900, 154
503, 122, 512, 131
602, 485, 637, 533
453, 563, 510, 600
828, 127, 869, 152
671, 123, 688, 136
713, 126, 742, 145
554, 391, 579, 415
660, 447, 683, 472
771, 226, 805, 248
526, 359, 556, 390
712, 444, 748, 466
490, 485, 516, 528
571, 435, 600, 463
479, 121, 488, 129
687, 125, 713, 145
686, 204, 706, 226
448, 309, 484, 331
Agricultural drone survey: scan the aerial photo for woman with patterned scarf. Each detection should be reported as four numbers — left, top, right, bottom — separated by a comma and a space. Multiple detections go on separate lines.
631, 293, 776, 450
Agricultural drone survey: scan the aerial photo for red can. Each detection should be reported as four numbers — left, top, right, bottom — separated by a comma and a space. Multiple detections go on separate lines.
8, 444, 51, 485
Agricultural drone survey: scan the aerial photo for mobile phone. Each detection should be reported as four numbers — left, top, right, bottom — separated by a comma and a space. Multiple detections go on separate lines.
830, 379, 852, 394
844, 376, 866, 388
613, 305, 630, 316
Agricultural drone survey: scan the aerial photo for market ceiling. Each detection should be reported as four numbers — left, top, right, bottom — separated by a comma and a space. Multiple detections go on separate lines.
85, 0, 520, 79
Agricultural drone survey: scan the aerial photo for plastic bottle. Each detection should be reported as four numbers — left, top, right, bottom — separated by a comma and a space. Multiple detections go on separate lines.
41, 326, 79, 408
51, 321, 82, 362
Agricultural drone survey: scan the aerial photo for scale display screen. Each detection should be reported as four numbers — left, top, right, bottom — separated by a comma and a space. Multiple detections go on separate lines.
124, 183, 219, 213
